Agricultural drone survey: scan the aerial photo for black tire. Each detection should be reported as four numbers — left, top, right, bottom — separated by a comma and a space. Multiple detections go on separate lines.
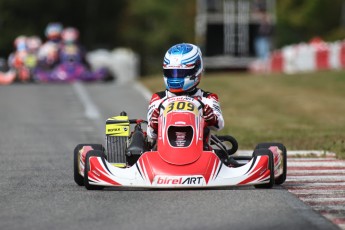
253, 148, 275, 189
84, 150, 105, 190
255, 142, 287, 185
74, 144, 105, 186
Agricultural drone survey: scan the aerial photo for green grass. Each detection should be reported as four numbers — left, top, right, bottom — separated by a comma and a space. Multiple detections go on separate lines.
141, 71, 345, 159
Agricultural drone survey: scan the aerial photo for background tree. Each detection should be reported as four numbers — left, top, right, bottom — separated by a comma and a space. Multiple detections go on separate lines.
1, 0, 345, 75
120, 0, 196, 74
275, 0, 345, 46
0, 0, 126, 55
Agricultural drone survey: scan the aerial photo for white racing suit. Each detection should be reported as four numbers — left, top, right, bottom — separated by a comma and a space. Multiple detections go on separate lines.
147, 88, 224, 139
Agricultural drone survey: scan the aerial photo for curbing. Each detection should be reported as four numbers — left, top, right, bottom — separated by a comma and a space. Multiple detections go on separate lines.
235, 150, 336, 158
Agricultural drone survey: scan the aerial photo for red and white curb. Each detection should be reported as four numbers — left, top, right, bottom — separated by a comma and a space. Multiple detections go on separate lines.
284, 157, 345, 229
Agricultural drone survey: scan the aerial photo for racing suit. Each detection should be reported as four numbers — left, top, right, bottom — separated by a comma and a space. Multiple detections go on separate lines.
147, 88, 224, 140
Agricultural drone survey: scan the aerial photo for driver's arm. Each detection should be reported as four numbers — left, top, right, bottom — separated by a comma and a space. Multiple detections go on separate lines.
147, 93, 164, 139
202, 94, 224, 131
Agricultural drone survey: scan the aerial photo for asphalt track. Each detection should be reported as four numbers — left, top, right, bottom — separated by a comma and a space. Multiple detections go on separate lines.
0, 82, 339, 230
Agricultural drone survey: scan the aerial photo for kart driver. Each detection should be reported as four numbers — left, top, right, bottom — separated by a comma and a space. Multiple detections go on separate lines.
147, 43, 224, 146
37, 22, 63, 69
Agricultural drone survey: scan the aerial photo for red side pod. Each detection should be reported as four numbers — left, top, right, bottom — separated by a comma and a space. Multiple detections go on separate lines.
137, 152, 156, 184
88, 157, 120, 186
238, 156, 270, 185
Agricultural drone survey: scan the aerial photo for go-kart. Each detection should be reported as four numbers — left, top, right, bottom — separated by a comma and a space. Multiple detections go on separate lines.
74, 96, 287, 190
0, 54, 36, 84
0, 70, 16, 85
34, 44, 112, 83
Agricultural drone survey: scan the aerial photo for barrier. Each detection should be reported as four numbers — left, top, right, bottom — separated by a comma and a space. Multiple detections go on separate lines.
87, 48, 139, 83
269, 51, 283, 73
315, 46, 329, 71
339, 42, 345, 68
329, 42, 341, 70
250, 38, 345, 74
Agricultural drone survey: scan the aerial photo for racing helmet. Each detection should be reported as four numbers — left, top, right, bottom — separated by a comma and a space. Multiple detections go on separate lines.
163, 43, 203, 93
26, 36, 42, 52
61, 27, 79, 44
45, 22, 63, 40
14, 35, 27, 52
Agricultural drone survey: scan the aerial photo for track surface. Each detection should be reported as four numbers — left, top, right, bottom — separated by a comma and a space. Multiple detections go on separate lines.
0, 82, 339, 230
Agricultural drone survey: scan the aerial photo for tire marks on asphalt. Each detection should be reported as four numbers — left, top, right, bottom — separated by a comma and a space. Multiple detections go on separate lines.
284, 157, 345, 229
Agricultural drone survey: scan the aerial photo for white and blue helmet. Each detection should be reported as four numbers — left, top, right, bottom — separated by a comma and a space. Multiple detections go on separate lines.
163, 43, 203, 93
45, 22, 63, 40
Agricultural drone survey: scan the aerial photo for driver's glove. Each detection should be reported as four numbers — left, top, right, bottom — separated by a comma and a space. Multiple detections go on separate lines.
149, 108, 159, 132
203, 104, 218, 126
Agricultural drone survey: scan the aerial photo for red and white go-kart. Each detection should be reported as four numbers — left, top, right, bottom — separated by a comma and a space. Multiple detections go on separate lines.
74, 96, 286, 190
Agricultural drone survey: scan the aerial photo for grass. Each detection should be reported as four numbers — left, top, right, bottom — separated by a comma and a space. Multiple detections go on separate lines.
140, 70, 345, 159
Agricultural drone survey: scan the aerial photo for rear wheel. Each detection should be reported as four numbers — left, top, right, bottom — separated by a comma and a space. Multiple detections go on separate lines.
84, 150, 105, 190
74, 144, 105, 186
253, 148, 274, 189
255, 142, 287, 185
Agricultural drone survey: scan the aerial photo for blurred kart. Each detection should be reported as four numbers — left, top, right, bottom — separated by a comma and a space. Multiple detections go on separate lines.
74, 96, 287, 190
34, 44, 113, 83
0, 58, 16, 85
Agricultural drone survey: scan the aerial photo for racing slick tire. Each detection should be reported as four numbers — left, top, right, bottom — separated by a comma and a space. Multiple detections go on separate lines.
84, 150, 106, 190
74, 144, 105, 186
255, 142, 287, 185
253, 148, 275, 189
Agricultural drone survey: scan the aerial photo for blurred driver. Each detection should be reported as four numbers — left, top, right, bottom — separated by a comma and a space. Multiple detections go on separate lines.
37, 22, 63, 68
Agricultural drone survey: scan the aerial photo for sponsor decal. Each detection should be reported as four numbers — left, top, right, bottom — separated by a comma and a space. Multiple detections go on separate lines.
108, 127, 127, 132
153, 176, 205, 186
106, 124, 130, 136
166, 96, 195, 102
213, 104, 221, 113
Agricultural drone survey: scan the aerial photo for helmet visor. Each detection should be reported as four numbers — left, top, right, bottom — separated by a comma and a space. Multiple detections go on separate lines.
163, 68, 195, 78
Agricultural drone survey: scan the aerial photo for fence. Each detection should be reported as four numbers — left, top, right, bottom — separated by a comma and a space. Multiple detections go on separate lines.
249, 38, 345, 74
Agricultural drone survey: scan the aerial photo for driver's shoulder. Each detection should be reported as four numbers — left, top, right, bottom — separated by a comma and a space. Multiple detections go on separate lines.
198, 89, 219, 101
150, 90, 167, 104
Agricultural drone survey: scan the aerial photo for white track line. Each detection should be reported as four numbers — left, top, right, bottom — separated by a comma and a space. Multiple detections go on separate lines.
289, 190, 345, 195
285, 182, 345, 186
288, 162, 345, 167
301, 197, 345, 202
313, 206, 345, 211
133, 81, 152, 102
235, 150, 336, 157
73, 82, 101, 120
287, 176, 345, 182
288, 170, 345, 174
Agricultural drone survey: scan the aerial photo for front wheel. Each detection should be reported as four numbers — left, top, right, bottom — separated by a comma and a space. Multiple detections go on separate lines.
84, 150, 105, 190
253, 148, 274, 189
255, 142, 287, 185
73, 144, 105, 186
